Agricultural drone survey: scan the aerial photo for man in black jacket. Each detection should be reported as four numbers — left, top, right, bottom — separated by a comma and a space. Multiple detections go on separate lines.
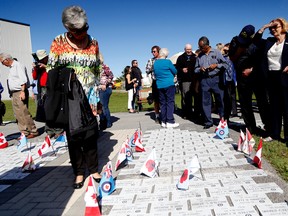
176, 44, 198, 120
229, 25, 270, 135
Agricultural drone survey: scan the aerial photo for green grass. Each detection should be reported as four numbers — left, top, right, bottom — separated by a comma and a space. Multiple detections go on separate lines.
253, 136, 288, 182
3, 91, 287, 182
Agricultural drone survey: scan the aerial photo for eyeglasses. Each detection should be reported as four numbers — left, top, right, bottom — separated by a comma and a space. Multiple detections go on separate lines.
269, 25, 281, 31
134, 62, 138, 64
69, 23, 89, 35
151, 50, 157, 53
199, 45, 208, 50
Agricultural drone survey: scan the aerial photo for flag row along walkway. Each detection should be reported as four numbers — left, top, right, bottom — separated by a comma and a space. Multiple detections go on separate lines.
0, 112, 287, 215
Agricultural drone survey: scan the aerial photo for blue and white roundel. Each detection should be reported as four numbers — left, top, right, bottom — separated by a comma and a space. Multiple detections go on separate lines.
219, 129, 225, 135
126, 149, 132, 157
101, 181, 112, 193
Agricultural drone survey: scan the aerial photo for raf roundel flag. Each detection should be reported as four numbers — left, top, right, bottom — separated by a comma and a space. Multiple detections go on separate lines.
215, 119, 229, 139
98, 161, 115, 199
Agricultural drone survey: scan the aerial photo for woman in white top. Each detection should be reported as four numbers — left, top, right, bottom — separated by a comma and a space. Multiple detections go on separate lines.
253, 18, 288, 143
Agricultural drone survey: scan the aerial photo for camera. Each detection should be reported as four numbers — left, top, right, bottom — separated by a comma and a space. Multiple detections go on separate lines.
32, 53, 40, 69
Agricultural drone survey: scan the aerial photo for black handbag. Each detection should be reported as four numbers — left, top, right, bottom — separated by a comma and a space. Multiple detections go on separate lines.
35, 94, 46, 122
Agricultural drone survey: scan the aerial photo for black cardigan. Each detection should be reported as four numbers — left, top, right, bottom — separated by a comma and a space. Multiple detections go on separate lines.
45, 67, 98, 139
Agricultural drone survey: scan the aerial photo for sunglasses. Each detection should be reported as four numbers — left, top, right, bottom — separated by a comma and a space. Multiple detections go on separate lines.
69, 23, 89, 34
1, 59, 7, 64
269, 25, 281, 31
151, 50, 157, 53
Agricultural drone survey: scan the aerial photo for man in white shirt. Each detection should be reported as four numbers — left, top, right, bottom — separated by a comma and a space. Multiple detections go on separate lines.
0, 53, 38, 138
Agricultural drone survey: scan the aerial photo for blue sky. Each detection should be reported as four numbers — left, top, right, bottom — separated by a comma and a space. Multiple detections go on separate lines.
0, 0, 287, 77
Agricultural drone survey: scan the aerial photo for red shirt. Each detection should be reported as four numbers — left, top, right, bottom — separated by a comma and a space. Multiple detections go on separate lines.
32, 68, 47, 87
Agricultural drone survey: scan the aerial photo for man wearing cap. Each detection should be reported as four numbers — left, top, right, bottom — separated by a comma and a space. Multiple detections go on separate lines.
229, 25, 271, 135
0, 52, 39, 138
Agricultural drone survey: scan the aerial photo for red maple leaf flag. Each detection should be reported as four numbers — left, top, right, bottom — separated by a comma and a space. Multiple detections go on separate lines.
84, 175, 101, 216
115, 141, 127, 170
253, 138, 263, 169
21, 151, 36, 172
140, 148, 159, 178
246, 128, 255, 154
135, 137, 145, 152
242, 131, 250, 155
237, 129, 245, 151
0, 132, 8, 149
38, 135, 51, 156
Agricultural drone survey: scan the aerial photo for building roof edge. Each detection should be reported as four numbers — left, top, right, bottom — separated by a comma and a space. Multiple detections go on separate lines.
0, 18, 30, 27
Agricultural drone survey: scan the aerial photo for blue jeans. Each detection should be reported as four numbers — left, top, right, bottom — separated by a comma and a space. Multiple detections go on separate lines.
158, 85, 176, 124
99, 87, 112, 127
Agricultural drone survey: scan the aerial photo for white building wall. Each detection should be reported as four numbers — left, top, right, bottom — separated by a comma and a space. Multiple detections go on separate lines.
0, 19, 33, 100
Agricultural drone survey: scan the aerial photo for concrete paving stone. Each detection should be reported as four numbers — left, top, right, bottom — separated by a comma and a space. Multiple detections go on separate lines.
15, 202, 38, 215
0, 210, 17, 216
35, 201, 63, 209
243, 182, 283, 194
23, 209, 44, 216
228, 193, 273, 206
256, 202, 288, 215
234, 169, 268, 177
207, 185, 248, 196
48, 186, 70, 199
150, 200, 190, 213
5, 189, 30, 203
227, 158, 252, 166
107, 203, 148, 215
54, 191, 76, 203
190, 196, 231, 209
187, 178, 222, 188
118, 185, 153, 195
173, 188, 207, 199
134, 192, 171, 203
213, 205, 259, 216
219, 176, 258, 186
0, 184, 11, 192
38, 209, 66, 216
101, 194, 135, 205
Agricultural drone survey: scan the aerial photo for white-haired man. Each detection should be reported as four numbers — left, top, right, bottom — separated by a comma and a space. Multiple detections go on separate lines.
0, 53, 38, 138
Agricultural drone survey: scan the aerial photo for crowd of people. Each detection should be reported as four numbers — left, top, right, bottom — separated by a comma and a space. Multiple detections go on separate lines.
0, 4, 287, 188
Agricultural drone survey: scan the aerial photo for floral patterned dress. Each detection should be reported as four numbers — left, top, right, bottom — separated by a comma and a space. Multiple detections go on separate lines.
47, 33, 102, 111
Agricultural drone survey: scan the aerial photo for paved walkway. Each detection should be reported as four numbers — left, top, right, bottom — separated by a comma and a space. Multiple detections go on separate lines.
0, 111, 287, 215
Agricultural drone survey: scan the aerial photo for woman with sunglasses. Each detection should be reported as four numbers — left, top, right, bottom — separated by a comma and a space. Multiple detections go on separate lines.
253, 18, 288, 143
46, 5, 102, 189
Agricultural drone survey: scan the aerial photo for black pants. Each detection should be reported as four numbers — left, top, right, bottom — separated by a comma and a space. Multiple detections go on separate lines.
180, 81, 192, 118
268, 70, 288, 140
224, 81, 237, 120
67, 131, 99, 176
237, 76, 270, 134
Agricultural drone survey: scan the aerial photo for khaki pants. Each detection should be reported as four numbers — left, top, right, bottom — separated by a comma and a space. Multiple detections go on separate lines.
12, 91, 37, 135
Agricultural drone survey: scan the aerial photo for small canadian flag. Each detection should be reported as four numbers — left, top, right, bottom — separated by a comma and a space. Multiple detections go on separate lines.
38, 135, 51, 156
237, 130, 245, 151
135, 137, 145, 152
84, 175, 101, 216
0, 132, 8, 149
21, 151, 36, 172
253, 138, 263, 169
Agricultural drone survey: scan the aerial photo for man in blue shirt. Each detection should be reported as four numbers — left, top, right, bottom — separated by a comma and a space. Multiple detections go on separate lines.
195, 36, 228, 129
